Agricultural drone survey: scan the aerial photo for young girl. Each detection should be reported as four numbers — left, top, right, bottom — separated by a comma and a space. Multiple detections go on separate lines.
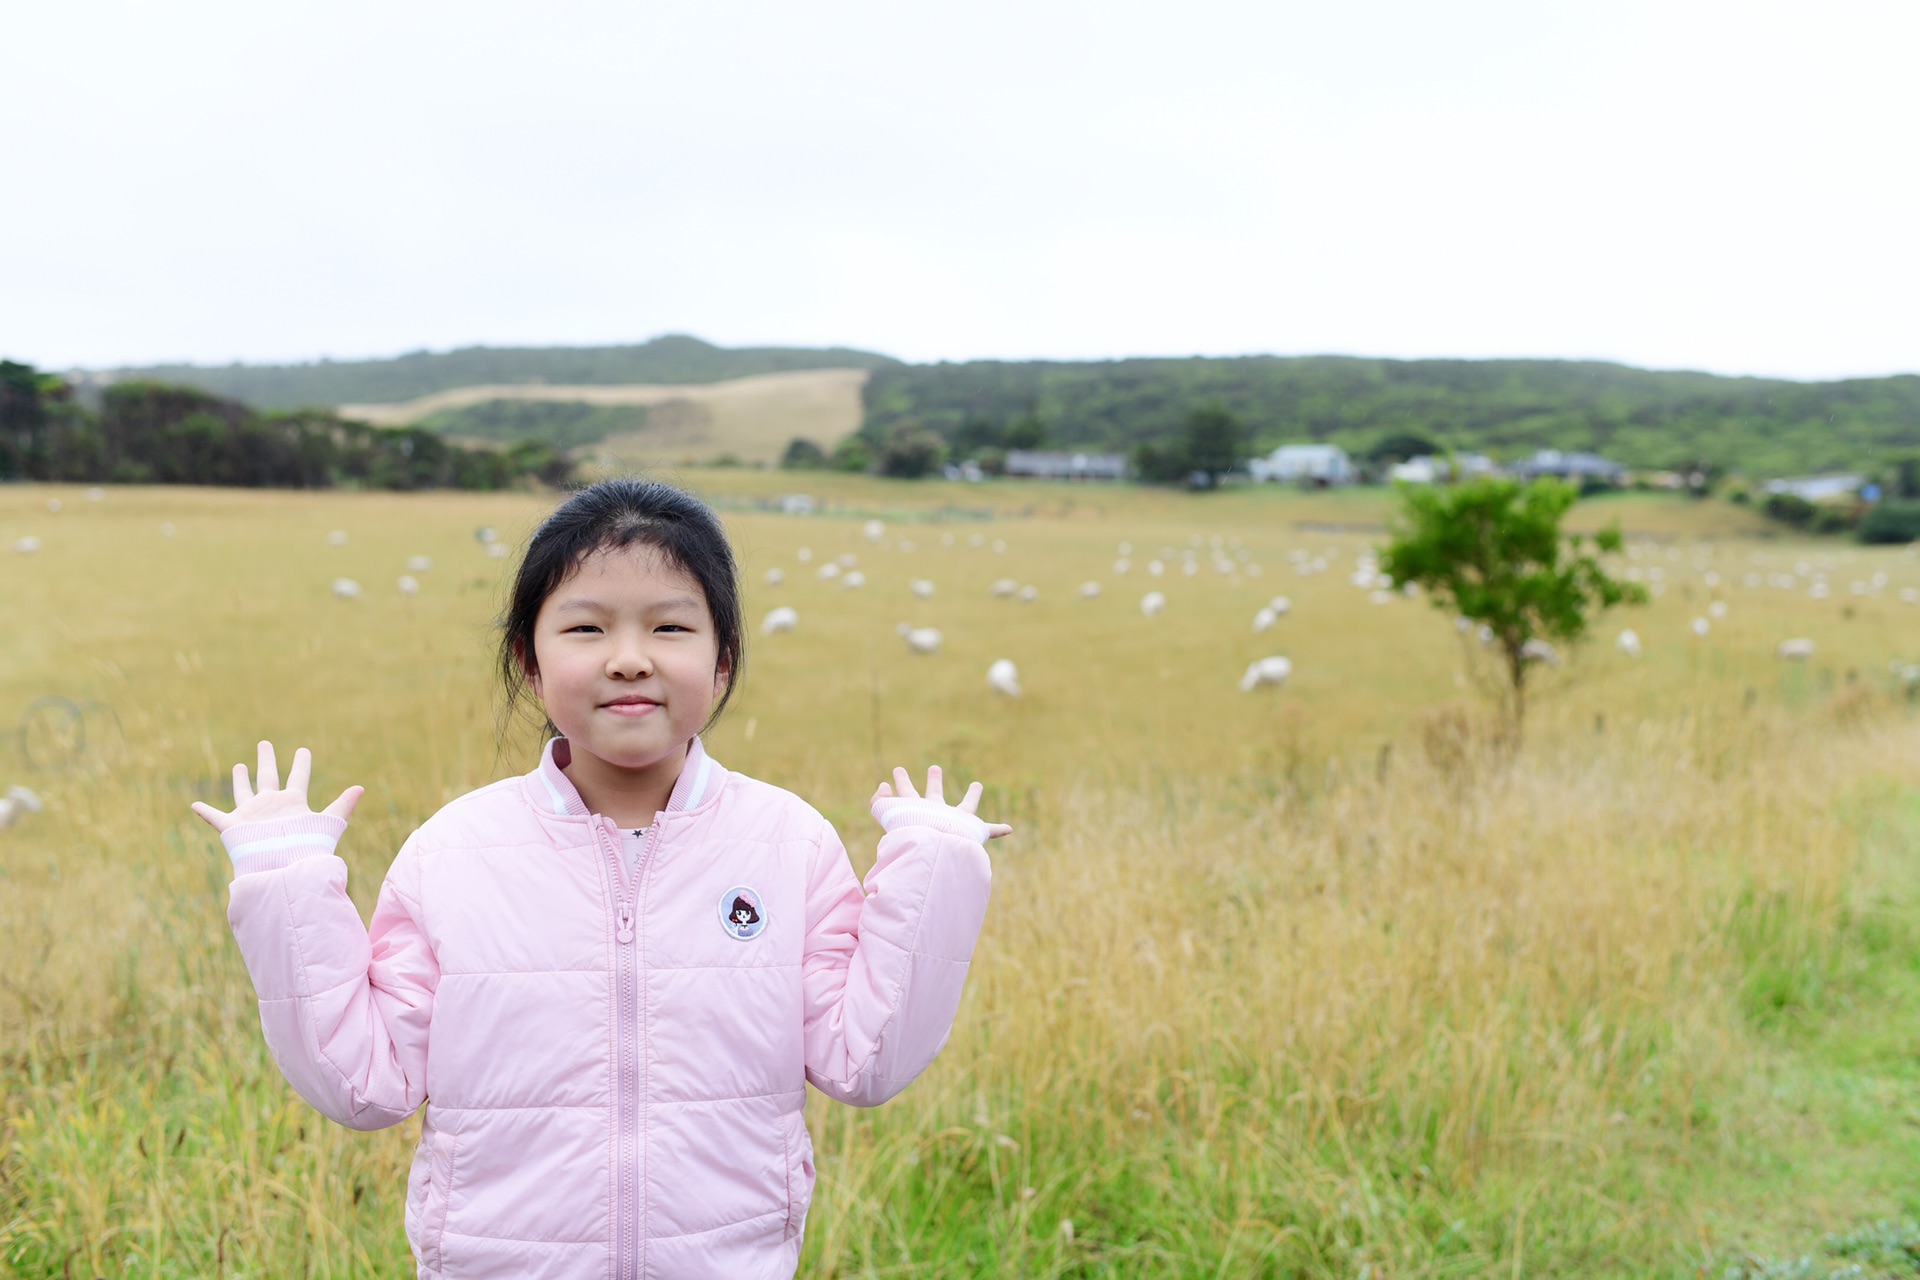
191, 478, 1009, 1279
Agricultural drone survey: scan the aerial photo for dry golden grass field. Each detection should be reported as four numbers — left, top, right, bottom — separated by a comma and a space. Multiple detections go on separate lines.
338, 369, 869, 467
3, 475, 1920, 1278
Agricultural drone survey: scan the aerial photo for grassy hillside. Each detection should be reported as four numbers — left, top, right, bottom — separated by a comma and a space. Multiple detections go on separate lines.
96, 334, 898, 410
861, 356, 1920, 478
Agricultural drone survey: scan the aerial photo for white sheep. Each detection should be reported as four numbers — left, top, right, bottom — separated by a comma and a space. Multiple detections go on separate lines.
987, 658, 1022, 696
14, 536, 40, 554
797, 547, 813, 562
332, 578, 362, 599
406, 555, 433, 572
1616, 628, 1642, 657
1776, 637, 1815, 661
910, 578, 935, 598
1252, 607, 1277, 633
761, 606, 798, 636
1114, 559, 1131, 575
327, 530, 348, 546
765, 568, 785, 586
1691, 617, 1710, 637
897, 624, 942, 654
1017, 585, 1038, 603
992, 578, 1018, 598
1239, 656, 1292, 692
818, 563, 841, 580
1267, 596, 1291, 616
842, 571, 866, 589
1520, 638, 1560, 666
486, 543, 508, 559
0, 785, 45, 830
398, 575, 421, 595
864, 520, 885, 542
1079, 581, 1102, 598
1140, 591, 1166, 617
1147, 560, 1165, 577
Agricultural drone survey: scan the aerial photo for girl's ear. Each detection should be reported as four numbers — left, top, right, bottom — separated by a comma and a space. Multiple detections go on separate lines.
515, 638, 541, 698
713, 655, 732, 697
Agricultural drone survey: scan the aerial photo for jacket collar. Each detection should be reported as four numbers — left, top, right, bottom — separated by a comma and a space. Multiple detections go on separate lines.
527, 736, 723, 820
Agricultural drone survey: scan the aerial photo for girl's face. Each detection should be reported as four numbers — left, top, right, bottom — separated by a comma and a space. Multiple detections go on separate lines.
527, 544, 727, 775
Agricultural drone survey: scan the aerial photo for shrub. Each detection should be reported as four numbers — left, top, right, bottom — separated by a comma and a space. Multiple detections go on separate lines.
1858, 500, 1920, 545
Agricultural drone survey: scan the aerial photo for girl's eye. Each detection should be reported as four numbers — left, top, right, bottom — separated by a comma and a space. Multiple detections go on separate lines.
655, 624, 689, 634
566, 625, 602, 634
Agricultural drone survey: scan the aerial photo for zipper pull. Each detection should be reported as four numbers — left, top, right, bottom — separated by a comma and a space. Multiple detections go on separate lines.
615, 906, 635, 945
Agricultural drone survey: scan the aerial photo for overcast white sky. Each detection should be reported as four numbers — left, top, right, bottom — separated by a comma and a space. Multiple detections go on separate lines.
4, 1, 1916, 380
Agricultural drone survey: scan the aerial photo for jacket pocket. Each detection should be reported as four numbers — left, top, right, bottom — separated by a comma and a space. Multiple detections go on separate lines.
783, 1109, 816, 1242
410, 1123, 458, 1272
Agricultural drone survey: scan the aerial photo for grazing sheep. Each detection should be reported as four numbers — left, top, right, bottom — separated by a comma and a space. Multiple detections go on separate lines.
1776, 637, 1815, 660
1616, 628, 1642, 657
987, 659, 1022, 696
1017, 585, 1038, 603
160, 522, 176, 537
765, 567, 785, 585
1239, 656, 1292, 692
910, 578, 935, 598
327, 530, 348, 546
398, 575, 420, 595
1708, 600, 1727, 619
797, 547, 813, 563
476, 526, 500, 544
1114, 558, 1131, 574
1267, 596, 1291, 616
897, 624, 942, 654
761, 606, 798, 636
85, 487, 103, 501
0, 785, 45, 830
818, 563, 841, 580
1079, 581, 1102, 598
864, 520, 885, 542
332, 578, 363, 599
485, 543, 508, 559
1141, 591, 1166, 617
842, 571, 866, 589
406, 555, 433, 572
14, 536, 40, 554
1252, 607, 1277, 633
837, 553, 858, 568
1690, 617, 1710, 637
1520, 638, 1560, 666
1147, 560, 1165, 577
992, 540, 1007, 554
992, 578, 1018, 598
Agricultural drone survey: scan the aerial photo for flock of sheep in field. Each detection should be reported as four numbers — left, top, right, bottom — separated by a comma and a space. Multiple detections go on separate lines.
14, 492, 1920, 698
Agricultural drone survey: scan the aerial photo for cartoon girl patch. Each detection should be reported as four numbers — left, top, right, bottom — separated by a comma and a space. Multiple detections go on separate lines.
718, 886, 767, 941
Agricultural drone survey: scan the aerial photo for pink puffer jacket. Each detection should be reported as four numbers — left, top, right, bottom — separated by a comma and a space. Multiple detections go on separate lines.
224, 738, 993, 1279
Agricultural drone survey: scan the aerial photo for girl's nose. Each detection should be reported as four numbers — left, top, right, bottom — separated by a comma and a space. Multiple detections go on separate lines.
607, 640, 654, 679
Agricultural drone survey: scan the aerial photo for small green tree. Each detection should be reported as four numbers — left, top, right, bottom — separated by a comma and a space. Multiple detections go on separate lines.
876, 424, 947, 479
780, 437, 827, 469
1380, 476, 1645, 735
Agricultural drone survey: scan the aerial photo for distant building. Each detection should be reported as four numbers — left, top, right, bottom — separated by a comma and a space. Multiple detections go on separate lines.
1004, 450, 1128, 481
1764, 473, 1866, 503
778, 493, 815, 515
1247, 443, 1356, 486
1511, 449, 1627, 485
1387, 453, 1499, 484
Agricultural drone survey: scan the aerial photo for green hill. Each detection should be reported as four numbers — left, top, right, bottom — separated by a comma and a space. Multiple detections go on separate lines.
97, 334, 900, 410
860, 356, 1920, 477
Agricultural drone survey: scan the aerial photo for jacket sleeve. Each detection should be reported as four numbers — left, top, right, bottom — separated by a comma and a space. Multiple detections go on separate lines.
801, 818, 992, 1107
225, 825, 437, 1130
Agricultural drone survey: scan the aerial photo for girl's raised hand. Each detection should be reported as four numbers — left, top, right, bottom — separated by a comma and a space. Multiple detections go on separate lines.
190, 741, 364, 833
871, 764, 1013, 840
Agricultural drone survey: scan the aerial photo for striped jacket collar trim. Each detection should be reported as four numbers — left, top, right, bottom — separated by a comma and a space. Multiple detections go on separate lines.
530, 736, 720, 819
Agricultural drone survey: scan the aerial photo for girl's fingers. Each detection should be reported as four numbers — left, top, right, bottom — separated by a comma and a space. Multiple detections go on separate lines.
923, 765, 945, 806
873, 782, 894, 800
892, 766, 916, 800
189, 801, 231, 832
321, 785, 364, 822
285, 747, 313, 800
984, 822, 1013, 840
231, 762, 254, 806
958, 780, 983, 814
256, 741, 280, 794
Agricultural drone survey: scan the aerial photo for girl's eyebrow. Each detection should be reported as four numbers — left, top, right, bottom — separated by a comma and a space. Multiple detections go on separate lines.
551, 595, 702, 614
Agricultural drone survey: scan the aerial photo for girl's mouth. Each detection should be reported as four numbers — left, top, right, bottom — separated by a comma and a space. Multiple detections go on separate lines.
601, 699, 661, 717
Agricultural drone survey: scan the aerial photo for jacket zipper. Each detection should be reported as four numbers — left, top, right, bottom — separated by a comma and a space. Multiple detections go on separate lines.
599, 815, 661, 1280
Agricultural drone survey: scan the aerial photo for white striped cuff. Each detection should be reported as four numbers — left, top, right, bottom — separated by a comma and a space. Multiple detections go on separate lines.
222, 814, 348, 873
871, 801, 991, 845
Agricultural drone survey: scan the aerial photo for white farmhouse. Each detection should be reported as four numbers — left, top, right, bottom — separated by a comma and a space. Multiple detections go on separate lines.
1248, 443, 1355, 487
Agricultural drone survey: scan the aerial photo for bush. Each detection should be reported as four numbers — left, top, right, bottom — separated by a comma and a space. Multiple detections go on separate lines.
1762, 492, 1816, 529
876, 425, 947, 479
780, 437, 827, 469
1858, 500, 1920, 544
830, 435, 873, 473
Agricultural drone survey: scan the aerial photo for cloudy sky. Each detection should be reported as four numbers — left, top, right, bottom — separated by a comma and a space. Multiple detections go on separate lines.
5, 1, 1915, 379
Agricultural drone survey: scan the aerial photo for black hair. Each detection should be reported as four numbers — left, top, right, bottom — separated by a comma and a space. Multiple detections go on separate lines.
498, 477, 744, 741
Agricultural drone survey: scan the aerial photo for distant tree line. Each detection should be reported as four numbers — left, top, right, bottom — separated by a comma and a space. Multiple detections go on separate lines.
858, 355, 1920, 480
1, 361, 570, 490
99, 334, 900, 410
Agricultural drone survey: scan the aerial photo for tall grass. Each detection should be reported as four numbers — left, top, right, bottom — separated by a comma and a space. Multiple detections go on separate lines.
3, 481, 1919, 1276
